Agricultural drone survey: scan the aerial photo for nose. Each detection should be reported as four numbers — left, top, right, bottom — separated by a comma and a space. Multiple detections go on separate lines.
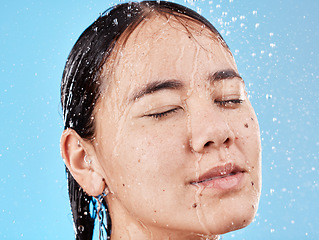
189, 105, 235, 153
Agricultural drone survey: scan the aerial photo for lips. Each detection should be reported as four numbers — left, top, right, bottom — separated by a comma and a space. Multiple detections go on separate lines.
191, 162, 245, 190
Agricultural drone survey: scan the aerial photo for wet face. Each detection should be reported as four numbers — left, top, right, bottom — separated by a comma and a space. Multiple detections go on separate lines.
93, 15, 261, 238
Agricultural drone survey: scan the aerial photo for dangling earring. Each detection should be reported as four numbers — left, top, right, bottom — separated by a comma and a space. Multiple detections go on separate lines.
94, 186, 110, 240
84, 155, 92, 164
101, 187, 110, 197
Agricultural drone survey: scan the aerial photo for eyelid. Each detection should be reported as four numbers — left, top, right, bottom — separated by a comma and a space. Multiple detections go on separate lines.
144, 106, 182, 119
214, 98, 244, 107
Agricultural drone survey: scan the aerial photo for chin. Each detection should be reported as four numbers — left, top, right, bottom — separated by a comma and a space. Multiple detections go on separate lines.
200, 194, 260, 235
219, 201, 258, 234
223, 212, 256, 234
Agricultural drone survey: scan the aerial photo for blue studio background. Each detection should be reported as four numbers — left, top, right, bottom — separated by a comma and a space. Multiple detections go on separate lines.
0, 0, 318, 239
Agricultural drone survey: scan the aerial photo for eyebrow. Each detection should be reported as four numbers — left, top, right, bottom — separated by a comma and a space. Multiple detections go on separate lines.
129, 80, 184, 102
209, 69, 243, 83
129, 70, 242, 102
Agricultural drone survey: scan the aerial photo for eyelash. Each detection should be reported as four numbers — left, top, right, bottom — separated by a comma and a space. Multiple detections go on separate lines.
214, 99, 243, 106
146, 108, 179, 119
145, 99, 242, 119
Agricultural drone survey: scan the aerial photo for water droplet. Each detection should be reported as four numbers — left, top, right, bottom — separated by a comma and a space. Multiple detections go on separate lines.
266, 94, 272, 99
78, 225, 84, 233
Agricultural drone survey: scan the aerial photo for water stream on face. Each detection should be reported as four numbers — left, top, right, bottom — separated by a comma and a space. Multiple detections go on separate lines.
185, 38, 215, 237
194, 154, 211, 235
138, 218, 154, 240
224, 147, 231, 161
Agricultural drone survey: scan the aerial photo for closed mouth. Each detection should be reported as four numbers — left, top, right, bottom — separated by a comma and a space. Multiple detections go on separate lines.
195, 171, 239, 184
191, 162, 246, 185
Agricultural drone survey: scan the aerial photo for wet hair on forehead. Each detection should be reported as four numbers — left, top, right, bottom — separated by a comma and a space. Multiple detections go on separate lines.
61, 2, 229, 239
114, 13, 229, 58
121, 12, 218, 41
110, 9, 231, 71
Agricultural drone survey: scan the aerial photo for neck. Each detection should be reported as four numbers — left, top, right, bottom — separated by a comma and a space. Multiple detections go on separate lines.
111, 226, 219, 240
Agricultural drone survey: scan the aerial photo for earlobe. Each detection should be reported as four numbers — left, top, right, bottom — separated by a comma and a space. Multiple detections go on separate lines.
60, 128, 106, 196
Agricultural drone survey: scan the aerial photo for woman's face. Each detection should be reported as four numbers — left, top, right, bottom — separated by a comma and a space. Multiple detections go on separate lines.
93, 15, 261, 238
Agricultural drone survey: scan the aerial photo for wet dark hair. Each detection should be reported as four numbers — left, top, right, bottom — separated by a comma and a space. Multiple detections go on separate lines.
61, 1, 228, 239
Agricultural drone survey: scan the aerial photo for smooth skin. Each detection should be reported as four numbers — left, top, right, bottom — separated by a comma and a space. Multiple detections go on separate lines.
61, 14, 261, 240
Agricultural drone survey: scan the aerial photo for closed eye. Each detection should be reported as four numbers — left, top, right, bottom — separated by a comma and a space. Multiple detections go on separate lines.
145, 108, 180, 119
214, 99, 243, 107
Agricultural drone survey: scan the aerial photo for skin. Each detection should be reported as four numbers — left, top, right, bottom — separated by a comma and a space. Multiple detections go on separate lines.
61, 14, 261, 240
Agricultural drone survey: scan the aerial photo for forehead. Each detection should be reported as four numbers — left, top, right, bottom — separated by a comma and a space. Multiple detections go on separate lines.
119, 14, 224, 61
104, 14, 236, 100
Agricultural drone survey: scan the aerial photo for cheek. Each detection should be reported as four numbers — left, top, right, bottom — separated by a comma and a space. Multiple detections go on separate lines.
231, 107, 260, 158
108, 121, 189, 194
222, 112, 261, 228
104, 121, 193, 223
230, 108, 261, 184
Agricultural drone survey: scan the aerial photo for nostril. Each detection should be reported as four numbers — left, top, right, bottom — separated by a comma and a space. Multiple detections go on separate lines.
204, 141, 214, 147
224, 138, 230, 144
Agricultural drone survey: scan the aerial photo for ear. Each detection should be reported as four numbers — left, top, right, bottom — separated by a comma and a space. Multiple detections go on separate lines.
60, 128, 105, 196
